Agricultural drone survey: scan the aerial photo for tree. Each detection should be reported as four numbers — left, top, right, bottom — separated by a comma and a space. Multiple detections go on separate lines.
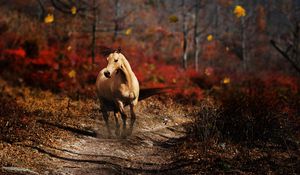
112, 0, 120, 42
193, 0, 200, 72
233, 5, 247, 70
193, 0, 209, 72
181, 0, 188, 69
37, 0, 135, 63
36, 0, 97, 61
270, 4, 300, 74
91, 0, 97, 63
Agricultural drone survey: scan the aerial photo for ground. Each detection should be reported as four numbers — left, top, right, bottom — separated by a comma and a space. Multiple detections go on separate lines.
0, 77, 200, 175
0, 77, 299, 175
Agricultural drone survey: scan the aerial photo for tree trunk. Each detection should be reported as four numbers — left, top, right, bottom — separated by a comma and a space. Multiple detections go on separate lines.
183, 32, 188, 69
241, 18, 247, 71
194, 0, 200, 71
113, 0, 120, 42
195, 37, 200, 71
36, 0, 45, 20
214, 2, 220, 38
91, 0, 97, 64
182, 0, 188, 69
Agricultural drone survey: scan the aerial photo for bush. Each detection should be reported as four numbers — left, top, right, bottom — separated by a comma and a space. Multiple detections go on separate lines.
191, 79, 299, 146
216, 87, 285, 143
22, 39, 39, 58
188, 98, 220, 142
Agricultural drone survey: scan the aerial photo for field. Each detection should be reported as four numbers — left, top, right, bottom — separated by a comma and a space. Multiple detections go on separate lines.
0, 1, 300, 174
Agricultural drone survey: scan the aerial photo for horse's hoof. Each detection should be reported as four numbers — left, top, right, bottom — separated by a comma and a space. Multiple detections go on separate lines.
120, 132, 127, 139
106, 131, 112, 139
127, 128, 134, 136
115, 129, 120, 137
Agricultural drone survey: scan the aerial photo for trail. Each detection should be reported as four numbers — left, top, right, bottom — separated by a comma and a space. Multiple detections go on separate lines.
0, 78, 199, 175
37, 110, 193, 174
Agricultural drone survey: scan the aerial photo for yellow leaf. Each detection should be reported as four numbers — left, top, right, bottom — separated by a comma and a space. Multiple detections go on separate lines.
44, 14, 54, 23
68, 70, 76, 78
223, 77, 231, 84
234, 5, 246, 18
207, 34, 213, 41
67, 46, 72, 51
125, 28, 132, 35
204, 67, 213, 76
169, 15, 178, 23
71, 6, 77, 15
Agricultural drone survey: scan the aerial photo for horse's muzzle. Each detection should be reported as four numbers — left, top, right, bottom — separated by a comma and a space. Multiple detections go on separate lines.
104, 71, 111, 78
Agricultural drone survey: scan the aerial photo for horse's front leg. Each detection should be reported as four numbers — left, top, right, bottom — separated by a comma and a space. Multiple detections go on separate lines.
114, 110, 120, 136
128, 104, 136, 136
99, 101, 112, 137
116, 101, 127, 138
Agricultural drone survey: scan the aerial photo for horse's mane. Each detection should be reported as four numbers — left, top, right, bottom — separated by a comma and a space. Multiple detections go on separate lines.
117, 68, 127, 83
119, 53, 133, 73
99, 46, 122, 57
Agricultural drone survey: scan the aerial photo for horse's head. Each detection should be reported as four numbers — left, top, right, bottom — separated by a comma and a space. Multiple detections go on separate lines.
104, 52, 124, 78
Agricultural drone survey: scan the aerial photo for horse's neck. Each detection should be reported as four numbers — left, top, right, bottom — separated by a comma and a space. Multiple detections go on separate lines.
121, 58, 135, 88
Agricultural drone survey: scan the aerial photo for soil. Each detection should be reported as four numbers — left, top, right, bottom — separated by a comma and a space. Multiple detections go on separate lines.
1, 77, 299, 175
0, 77, 199, 175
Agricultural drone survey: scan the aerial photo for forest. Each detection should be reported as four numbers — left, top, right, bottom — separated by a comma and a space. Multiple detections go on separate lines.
0, 0, 299, 174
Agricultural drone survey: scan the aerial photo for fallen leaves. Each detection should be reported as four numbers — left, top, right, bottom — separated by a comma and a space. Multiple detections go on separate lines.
68, 70, 76, 78
207, 34, 213, 41
125, 28, 132, 36
71, 6, 77, 15
233, 5, 246, 18
44, 14, 54, 24
222, 77, 231, 84
169, 15, 179, 23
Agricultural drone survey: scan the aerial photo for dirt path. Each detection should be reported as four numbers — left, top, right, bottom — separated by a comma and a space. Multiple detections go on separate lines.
0, 78, 199, 175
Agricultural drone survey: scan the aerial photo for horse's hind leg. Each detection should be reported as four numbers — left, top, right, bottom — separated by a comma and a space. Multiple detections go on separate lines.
128, 104, 136, 136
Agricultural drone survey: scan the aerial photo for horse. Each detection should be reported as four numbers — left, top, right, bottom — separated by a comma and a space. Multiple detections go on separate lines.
96, 51, 139, 138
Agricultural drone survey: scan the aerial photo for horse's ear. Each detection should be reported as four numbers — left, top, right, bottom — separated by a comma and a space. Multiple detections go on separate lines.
99, 46, 113, 57
116, 47, 122, 53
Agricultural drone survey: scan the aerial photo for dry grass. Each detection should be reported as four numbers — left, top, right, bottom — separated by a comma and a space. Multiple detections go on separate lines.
182, 82, 300, 174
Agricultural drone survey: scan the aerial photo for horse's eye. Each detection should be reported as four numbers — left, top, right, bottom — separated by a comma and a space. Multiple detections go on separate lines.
114, 59, 118, 62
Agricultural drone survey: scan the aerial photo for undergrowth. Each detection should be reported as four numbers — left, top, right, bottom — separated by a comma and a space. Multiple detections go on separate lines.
189, 79, 299, 147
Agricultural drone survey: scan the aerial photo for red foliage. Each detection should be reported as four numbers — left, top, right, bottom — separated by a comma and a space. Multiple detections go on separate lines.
260, 71, 299, 93
2, 48, 26, 58
1, 35, 298, 103
0, 43, 207, 101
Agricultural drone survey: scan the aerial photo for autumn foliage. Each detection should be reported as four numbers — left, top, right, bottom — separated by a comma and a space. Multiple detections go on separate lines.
0, 1, 299, 174
0, 33, 206, 101
0, 30, 299, 102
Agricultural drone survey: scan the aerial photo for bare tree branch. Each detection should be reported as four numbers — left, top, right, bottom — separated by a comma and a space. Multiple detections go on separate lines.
50, 0, 71, 13
36, 0, 46, 15
270, 40, 300, 73
115, 9, 135, 22
50, 0, 87, 14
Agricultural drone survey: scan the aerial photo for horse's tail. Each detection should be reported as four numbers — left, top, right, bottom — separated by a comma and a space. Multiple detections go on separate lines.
138, 87, 172, 101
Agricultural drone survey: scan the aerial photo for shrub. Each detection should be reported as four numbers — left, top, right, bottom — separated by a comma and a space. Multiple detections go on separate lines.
191, 79, 298, 147
22, 39, 39, 58
216, 87, 284, 143
188, 98, 220, 142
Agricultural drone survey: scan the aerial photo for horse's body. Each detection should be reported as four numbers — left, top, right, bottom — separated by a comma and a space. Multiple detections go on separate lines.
96, 52, 139, 137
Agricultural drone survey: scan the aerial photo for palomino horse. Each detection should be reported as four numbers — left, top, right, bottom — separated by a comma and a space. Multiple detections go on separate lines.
96, 51, 139, 137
